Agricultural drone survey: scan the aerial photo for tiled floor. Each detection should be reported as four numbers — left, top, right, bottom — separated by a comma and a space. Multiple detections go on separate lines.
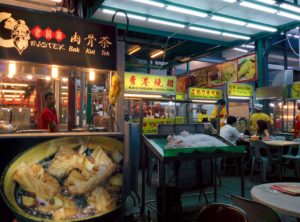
125, 169, 299, 222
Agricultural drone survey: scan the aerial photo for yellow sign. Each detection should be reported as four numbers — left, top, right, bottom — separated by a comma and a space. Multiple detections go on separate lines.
176, 92, 186, 100
228, 83, 253, 97
291, 82, 300, 98
143, 117, 184, 134
124, 73, 176, 95
188, 87, 222, 100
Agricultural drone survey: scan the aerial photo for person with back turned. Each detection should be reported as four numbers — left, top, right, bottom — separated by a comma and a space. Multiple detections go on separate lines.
211, 99, 227, 128
41, 92, 59, 132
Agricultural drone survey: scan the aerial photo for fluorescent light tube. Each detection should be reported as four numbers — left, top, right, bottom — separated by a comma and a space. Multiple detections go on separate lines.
150, 50, 164, 58
280, 3, 300, 13
0, 83, 28, 87
222, 0, 236, 2
240, 1, 277, 14
233, 48, 248, 52
211, 15, 246, 26
132, 0, 165, 8
128, 46, 141, 55
166, 5, 207, 17
124, 93, 163, 98
2, 89, 25, 93
246, 23, 277, 32
222, 32, 251, 40
255, 0, 275, 5
242, 44, 255, 49
189, 26, 221, 35
277, 11, 300, 20
102, 9, 146, 21
148, 18, 185, 28
228, 96, 250, 100
191, 100, 217, 103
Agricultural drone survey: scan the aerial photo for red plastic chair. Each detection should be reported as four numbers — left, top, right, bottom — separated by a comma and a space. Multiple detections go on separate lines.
198, 203, 248, 222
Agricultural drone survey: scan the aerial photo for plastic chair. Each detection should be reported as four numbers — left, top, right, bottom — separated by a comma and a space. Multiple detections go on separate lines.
282, 138, 300, 179
231, 195, 281, 222
250, 140, 280, 182
270, 136, 286, 141
197, 203, 248, 222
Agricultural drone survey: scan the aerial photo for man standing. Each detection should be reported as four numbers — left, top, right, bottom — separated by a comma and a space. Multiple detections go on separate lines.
41, 92, 59, 132
250, 103, 272, 135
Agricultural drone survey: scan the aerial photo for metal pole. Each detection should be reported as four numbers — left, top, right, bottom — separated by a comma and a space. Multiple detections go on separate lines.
284, 32, 288, 70
79, 72, 85, 127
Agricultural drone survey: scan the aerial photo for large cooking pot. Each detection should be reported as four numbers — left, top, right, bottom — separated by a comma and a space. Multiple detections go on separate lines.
0, 136, 124, 222
0, 108, 13, 134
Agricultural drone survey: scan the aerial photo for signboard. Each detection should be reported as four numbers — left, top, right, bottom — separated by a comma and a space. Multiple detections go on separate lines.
228, 83, 253, 97
190, 53, 256, 87
0, 4, 116, 70
237, 54, 256, 82
188, 87, 222, 100
176, 76, 187, 93
176, 92, 185, 100
143, 117, 184, 134
124, 72, 176, 95
291, 82, 300, 98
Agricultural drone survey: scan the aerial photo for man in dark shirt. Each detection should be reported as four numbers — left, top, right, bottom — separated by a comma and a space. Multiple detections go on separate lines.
41, 92, 59, 132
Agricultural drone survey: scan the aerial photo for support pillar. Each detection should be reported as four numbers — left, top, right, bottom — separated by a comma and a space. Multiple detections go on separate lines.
86, 83, 92, 126
68, 72, 76, 131
116, 41, 125, 132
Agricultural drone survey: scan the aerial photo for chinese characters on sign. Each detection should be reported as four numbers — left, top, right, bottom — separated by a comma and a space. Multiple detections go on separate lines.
188, 87, 222, 100
291, 82, 300, 98
0, 5, 116, 70
228, 83, 253, 97
124, 73, 176, 95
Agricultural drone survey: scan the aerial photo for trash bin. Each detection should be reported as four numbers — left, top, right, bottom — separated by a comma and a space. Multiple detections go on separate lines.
156, 186, 182, 222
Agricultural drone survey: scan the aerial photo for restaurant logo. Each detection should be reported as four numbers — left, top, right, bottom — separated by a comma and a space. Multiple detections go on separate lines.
0, 12, 30, 55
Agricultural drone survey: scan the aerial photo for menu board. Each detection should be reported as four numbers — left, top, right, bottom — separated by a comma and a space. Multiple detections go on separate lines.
222, 61, 237, 83
190, 53, 256, 87
228, 83, 253, 97
237, 54, 256, 82
208, 64, 222, 87
191, 68, 208, 87
176, 76, 187, 93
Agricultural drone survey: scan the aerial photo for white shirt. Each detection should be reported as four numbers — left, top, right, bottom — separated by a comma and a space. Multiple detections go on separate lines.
220, 124, 240, 145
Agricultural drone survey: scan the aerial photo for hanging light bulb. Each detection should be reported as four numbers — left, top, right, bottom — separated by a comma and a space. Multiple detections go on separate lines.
8, 62, 16, 78
89, 70, 95, 81
51, 66, 58, 79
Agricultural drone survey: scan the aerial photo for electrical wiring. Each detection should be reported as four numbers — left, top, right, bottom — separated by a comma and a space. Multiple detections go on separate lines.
111, 9, 129, 42
286, 34, 299, 57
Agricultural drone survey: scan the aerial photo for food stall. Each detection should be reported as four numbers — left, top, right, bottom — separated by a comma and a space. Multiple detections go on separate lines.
124, 72, 185, 134
226, 83, 254, 133
256, 70, 299, 138
0, 4, 118, 132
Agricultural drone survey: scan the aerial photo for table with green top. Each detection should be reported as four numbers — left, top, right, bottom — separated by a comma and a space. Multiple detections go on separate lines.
141, 134, 246, 222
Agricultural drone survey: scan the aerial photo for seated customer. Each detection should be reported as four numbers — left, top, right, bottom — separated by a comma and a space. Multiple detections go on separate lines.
220, 116, 242, 145
257, 119, 271, 139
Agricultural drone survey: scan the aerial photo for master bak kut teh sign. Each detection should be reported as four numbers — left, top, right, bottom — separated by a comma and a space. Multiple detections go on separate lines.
0, 4, 116, 70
